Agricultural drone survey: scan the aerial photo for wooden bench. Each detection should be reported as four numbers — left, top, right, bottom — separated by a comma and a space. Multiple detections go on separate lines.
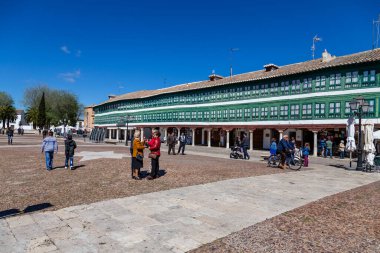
105, 140, 118, 145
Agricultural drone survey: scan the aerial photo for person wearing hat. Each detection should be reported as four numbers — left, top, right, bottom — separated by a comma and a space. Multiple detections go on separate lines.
339, 140, 345, 159
41, 130, 58, 171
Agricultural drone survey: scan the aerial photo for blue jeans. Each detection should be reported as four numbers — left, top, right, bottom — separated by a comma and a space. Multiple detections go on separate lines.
45, 151, 54, 170
65, 156, 74, 168
340, 151, 345, 159
8, 135, 13, 144
243, 146, 250, 159
326, 148, 332, 158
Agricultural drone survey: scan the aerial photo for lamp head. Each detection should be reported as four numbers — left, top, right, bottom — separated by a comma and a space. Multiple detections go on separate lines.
349, 99, 358, 111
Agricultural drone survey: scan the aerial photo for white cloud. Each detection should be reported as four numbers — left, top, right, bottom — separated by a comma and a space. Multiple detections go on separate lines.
60, 45, 71, 54
59, 70, 81, 83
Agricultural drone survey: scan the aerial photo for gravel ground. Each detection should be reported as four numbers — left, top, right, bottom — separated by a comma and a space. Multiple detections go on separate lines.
0, 135, 284, 213
190, 180, 380, 253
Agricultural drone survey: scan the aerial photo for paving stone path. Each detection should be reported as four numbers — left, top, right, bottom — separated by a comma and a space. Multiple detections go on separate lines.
1, 165, 379, 253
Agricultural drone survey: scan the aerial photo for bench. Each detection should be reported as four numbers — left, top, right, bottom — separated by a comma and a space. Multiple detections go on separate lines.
105, 140, 118, 145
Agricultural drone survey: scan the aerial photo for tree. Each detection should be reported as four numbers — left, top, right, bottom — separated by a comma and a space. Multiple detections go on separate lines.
37, 92, 46, 129
25, 107, 39, 129
0, 92, 16, 129
23, 86, 80, 128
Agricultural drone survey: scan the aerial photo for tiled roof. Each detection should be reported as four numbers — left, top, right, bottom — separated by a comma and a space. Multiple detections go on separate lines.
96, 49, 380, 106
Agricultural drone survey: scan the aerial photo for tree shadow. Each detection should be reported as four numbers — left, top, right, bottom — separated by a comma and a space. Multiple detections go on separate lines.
0, 203, 53, 219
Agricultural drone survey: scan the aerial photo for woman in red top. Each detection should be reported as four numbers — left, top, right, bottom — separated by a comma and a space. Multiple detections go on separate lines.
147, 128, 161, 180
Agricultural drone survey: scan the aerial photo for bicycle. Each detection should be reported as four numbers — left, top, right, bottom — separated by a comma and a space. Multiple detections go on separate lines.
267, 150, 303, 171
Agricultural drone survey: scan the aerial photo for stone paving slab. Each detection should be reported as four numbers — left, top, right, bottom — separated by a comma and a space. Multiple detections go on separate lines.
1, 165, 379, 253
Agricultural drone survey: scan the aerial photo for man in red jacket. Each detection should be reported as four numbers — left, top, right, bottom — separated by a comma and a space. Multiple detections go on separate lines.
147, 128, 161, 180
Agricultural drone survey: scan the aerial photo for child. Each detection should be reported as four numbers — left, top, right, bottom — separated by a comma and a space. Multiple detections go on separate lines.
64, 134, 77, 170
339, 140, 345, 159
303, 143, 310, 167
269, 138, 277, 157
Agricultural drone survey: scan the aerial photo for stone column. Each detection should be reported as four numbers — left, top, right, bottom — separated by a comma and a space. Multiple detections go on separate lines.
201, 129, 205, 145
164, 128, 168, 140
207, 128, 211, 148
313, 131, 318, 157
279, 130, 283, 140
108, 129, 111, 140
116, 129, 119, 141
226, 130, 230, 149
192, 128, 195, 146
124, 129, 127, 143
141, 128, 144, 141
249, 130, 254, 150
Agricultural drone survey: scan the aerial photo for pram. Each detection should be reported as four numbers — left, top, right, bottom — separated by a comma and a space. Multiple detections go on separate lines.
230, 146, 244, 159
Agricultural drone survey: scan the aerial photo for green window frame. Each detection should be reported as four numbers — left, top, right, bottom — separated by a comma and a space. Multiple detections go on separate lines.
252, 107, 259, 119
303, 78, 312, 92
315, 76, 326, 91
291, 80, 301, 94
329, 73, 341, 90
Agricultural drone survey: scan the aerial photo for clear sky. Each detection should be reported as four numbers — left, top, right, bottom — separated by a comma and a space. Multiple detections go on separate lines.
0, 0, 379, 109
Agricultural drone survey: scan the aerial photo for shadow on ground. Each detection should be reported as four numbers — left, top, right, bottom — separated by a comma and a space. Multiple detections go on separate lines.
0, 203, 53, 219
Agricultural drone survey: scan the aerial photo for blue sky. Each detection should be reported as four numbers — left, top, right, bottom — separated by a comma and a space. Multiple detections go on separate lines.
0, 0, 379, 109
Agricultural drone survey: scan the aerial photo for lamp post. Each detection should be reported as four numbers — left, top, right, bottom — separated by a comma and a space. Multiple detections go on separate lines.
349, 96, 370, 171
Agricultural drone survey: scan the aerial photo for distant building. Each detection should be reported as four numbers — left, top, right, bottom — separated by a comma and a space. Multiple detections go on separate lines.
93, 49, 380, 155
0, 110, 33, 130
84, 105, 95, 130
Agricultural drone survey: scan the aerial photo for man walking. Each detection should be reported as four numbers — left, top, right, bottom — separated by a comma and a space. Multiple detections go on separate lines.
167, 132, 176, 155
326, 137, 333, 159
41, 130, 58, 171
177, 132, 186, 155
241, 133, 250, 160
7, 127, 14, 145
277, 134, 291, 169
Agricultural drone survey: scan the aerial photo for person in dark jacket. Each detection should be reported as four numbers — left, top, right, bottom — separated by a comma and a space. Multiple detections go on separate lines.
64, 134, 77, 170
241, 133, 250, 160
167, 132, 176, 155
7, 127, 14, 145
177, 132, 186, 155
277, 135, 291, 169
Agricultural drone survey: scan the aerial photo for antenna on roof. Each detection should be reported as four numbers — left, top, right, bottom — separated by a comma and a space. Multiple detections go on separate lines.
311, 35, 322, 60
229, 48, 239, 78
373, 14, 380, 49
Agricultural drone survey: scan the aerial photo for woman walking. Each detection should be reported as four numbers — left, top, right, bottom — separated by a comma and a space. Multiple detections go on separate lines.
147, 128, 161, 180
131, 130, 145, 180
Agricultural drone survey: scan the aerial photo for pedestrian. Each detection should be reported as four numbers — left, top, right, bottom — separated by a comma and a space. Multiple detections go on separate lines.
177, 132, 186, 155
234, 136, 241, 148
339, 140, 345, 159
288, 137, 296, 164
277, 135, 291, 169
41, 130, 58, 171
131, 130, 145, 180
167, 132, 176, 155
303, 143, 310, 167
241, 133, 250, 160
64, 134, 77, 170
21, 128, 24, 136
147, 128, 161, 180
320, 137, 326, 157
326, 137, 333, 159
269, 138, 277, 157
7, 127, 14, 145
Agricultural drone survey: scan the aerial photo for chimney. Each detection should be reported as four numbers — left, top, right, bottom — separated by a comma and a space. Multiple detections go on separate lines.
263, 63, 279, 72
322, 49, 335, 62
208, 71, 224, 81
108, 95, 116, 99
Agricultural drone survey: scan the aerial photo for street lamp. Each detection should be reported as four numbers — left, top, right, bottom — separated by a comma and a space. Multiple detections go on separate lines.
349, 96, 370, 171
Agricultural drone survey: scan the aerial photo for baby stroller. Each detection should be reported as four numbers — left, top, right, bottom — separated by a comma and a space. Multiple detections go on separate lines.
230, 146, 244, 159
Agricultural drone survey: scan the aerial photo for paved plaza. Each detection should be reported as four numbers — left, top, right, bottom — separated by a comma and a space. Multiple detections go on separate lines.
0, 134, 380, 252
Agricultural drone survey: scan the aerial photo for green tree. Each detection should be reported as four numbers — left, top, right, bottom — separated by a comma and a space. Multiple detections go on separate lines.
25, 106, 39, 129
37, 92, 46, 129
0, 92, 17, 129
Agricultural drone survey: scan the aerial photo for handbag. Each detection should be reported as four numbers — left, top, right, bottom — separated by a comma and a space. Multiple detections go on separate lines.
136, 154, 143, 162
148, 153, 157, 159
